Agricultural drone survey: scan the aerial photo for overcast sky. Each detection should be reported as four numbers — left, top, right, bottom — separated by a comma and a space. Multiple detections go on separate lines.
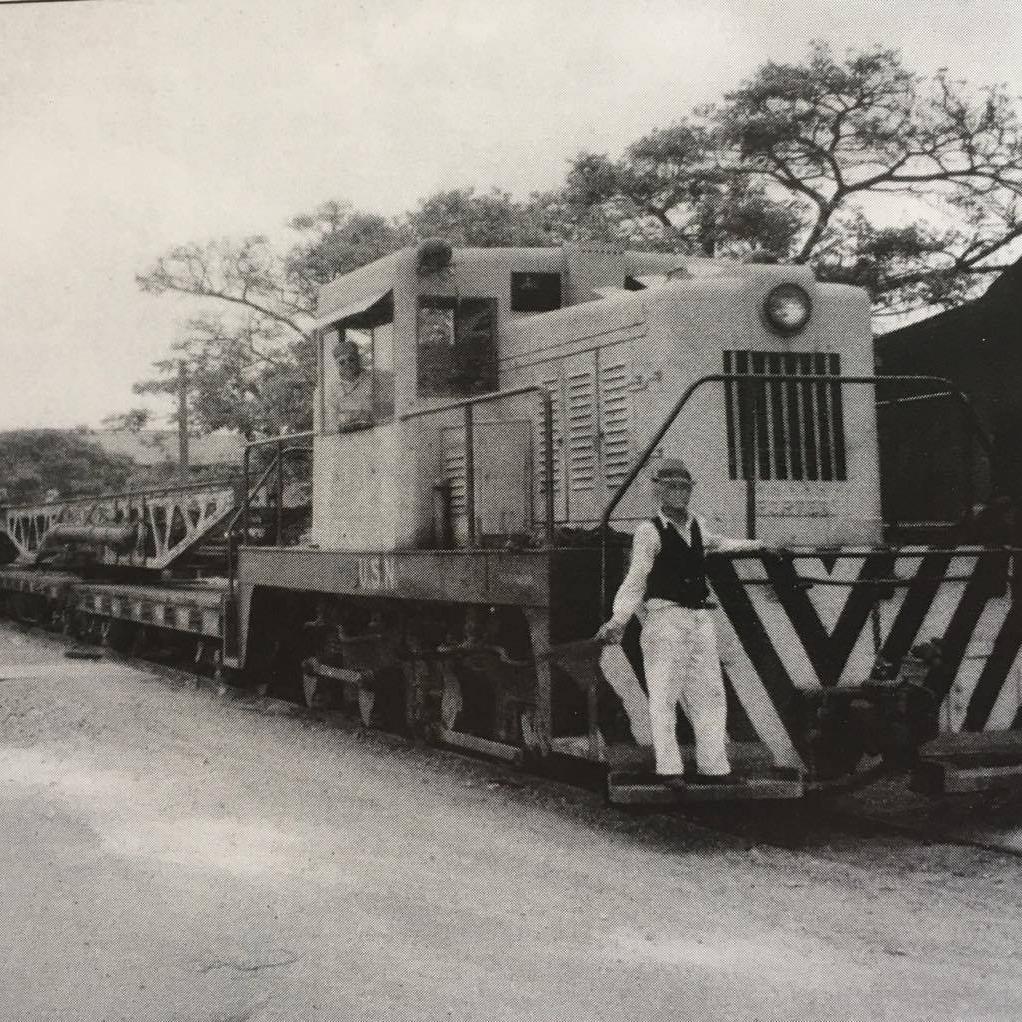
0, 0, 1018, 430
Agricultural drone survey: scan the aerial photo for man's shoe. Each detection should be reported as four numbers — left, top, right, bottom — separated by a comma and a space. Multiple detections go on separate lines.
689, 772, 742, 786
658, 774, 687, 789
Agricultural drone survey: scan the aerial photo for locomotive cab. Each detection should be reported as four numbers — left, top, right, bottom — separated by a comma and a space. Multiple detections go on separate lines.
311, 243, 879, 552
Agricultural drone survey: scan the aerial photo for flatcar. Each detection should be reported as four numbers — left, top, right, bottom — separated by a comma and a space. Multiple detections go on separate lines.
3, 242, 1020, 802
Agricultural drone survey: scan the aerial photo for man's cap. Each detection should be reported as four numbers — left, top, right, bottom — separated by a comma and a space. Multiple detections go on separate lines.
652, 458, 692, 482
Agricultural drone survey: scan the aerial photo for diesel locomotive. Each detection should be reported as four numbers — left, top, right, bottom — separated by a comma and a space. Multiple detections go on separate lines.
3, 242, 1019, 802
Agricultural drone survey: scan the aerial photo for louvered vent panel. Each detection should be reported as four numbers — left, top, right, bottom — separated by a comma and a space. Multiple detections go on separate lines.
600, 360, 631, 490
566, 368, 596, 495
441, 425, 468, 515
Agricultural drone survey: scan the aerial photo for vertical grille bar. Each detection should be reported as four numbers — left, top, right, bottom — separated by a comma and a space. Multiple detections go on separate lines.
784, 352, 805, 480
750, 352, 771, 479
829, 353, 847, 480
799, 353, 820, 480
768, 353, 788, 479
815, 352, 835, 480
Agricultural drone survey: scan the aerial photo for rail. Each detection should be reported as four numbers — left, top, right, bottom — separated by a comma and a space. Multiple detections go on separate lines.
599, 373, 994, 612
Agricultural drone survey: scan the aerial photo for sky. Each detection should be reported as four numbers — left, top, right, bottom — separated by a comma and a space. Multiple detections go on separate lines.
0, 0, 1019, 430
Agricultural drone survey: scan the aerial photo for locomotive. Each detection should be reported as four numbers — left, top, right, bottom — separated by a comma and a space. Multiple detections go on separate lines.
2, 242, 1019, 802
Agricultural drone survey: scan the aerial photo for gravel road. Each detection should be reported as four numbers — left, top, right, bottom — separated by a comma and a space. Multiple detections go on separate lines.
1, 622, 1020, 1022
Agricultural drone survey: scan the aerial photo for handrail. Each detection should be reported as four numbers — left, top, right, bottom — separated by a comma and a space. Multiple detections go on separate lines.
230, 440, 314, 602
399, 385, 555, 547
600, 373, 990, 534
598, 372, 994, 613
241, 433, 315, 550
242, 389, 556, 550
398, 384, 548, 422
229, 447, 311, 532
242, 430, 316, 450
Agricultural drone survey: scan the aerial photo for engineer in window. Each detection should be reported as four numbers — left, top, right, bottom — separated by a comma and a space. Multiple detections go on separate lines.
330, 332, 374, 430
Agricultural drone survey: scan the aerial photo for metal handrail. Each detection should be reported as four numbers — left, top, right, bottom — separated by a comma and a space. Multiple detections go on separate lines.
398, 384, 549, 422
230, 438, 314, 601
242, 430, 317, 451
240, 441, 314, 547
600, 373, 990, 534
598, 373, 994, 613
401, 385, 555, 547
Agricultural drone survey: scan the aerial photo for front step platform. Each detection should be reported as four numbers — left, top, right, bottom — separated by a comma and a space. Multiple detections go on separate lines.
607, 769, 805, 804
912, 731, 1022, 794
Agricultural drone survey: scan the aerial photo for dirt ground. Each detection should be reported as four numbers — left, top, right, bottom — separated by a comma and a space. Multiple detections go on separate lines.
1, 621, 1021, 1022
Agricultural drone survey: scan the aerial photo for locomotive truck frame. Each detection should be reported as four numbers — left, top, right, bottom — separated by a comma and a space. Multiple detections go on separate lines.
3, 242, 1020, 802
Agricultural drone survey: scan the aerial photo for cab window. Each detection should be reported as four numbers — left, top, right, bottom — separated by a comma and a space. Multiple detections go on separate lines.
416, 297, 497, 398
511, 272, 561, 312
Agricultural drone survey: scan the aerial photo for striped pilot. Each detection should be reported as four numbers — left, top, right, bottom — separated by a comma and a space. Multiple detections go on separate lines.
598, 458, 772, 787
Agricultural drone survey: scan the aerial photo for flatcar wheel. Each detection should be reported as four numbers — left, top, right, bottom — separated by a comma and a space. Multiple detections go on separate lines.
301, 660, 319, 708
358, 686, 375, 727
440, 668, 463, 729
103, 618, 135, 655
64, 608, 84, 640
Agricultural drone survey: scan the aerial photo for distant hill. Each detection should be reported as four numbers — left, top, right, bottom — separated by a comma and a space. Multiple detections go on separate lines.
0, 429, 244, 506
76, 429, 244, 468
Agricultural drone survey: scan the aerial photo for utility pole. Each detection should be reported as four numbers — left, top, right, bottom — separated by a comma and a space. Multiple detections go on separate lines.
178, 361, 190, 484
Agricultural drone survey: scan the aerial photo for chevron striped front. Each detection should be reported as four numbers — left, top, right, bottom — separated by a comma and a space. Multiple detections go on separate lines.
709, 548, 1022, 735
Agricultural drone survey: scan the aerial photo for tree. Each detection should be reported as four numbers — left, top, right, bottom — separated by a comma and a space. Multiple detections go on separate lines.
131, 314, 315, 439
131, 193, 579, 438
101, 408, 153, 433
564, 127, 804, 257
286, 200, 412, 311
407, 187, 554, 247
565, 43, 1022, 314
0, 431, 137, 505
134, 202, 406, 438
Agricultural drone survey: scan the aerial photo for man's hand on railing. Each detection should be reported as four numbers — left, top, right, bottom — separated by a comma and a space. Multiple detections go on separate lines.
596, 619, 626, 645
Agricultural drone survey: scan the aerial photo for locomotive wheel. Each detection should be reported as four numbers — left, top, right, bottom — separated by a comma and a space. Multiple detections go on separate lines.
266, 639, 305, 702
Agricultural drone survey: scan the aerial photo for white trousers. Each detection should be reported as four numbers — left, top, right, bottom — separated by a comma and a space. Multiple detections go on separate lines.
639, 605, 730, 777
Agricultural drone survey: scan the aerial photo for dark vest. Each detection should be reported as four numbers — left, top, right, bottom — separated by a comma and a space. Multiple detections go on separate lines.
644, 517, 710, 608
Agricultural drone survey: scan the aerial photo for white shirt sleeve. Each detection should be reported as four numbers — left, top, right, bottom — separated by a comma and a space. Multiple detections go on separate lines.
698, 515, 764, 553
611, 521, 660, 625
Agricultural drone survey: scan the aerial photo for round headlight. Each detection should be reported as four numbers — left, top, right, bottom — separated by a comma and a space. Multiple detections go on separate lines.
764, 283, 811, 335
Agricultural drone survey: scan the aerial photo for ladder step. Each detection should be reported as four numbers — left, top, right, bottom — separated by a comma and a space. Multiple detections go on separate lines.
607, 771, 804, 804
912, 758, 1022, 795
434, 726, 522, 763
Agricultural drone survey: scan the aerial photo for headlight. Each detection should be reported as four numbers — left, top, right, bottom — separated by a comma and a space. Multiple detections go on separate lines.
764, 283, 811, 335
